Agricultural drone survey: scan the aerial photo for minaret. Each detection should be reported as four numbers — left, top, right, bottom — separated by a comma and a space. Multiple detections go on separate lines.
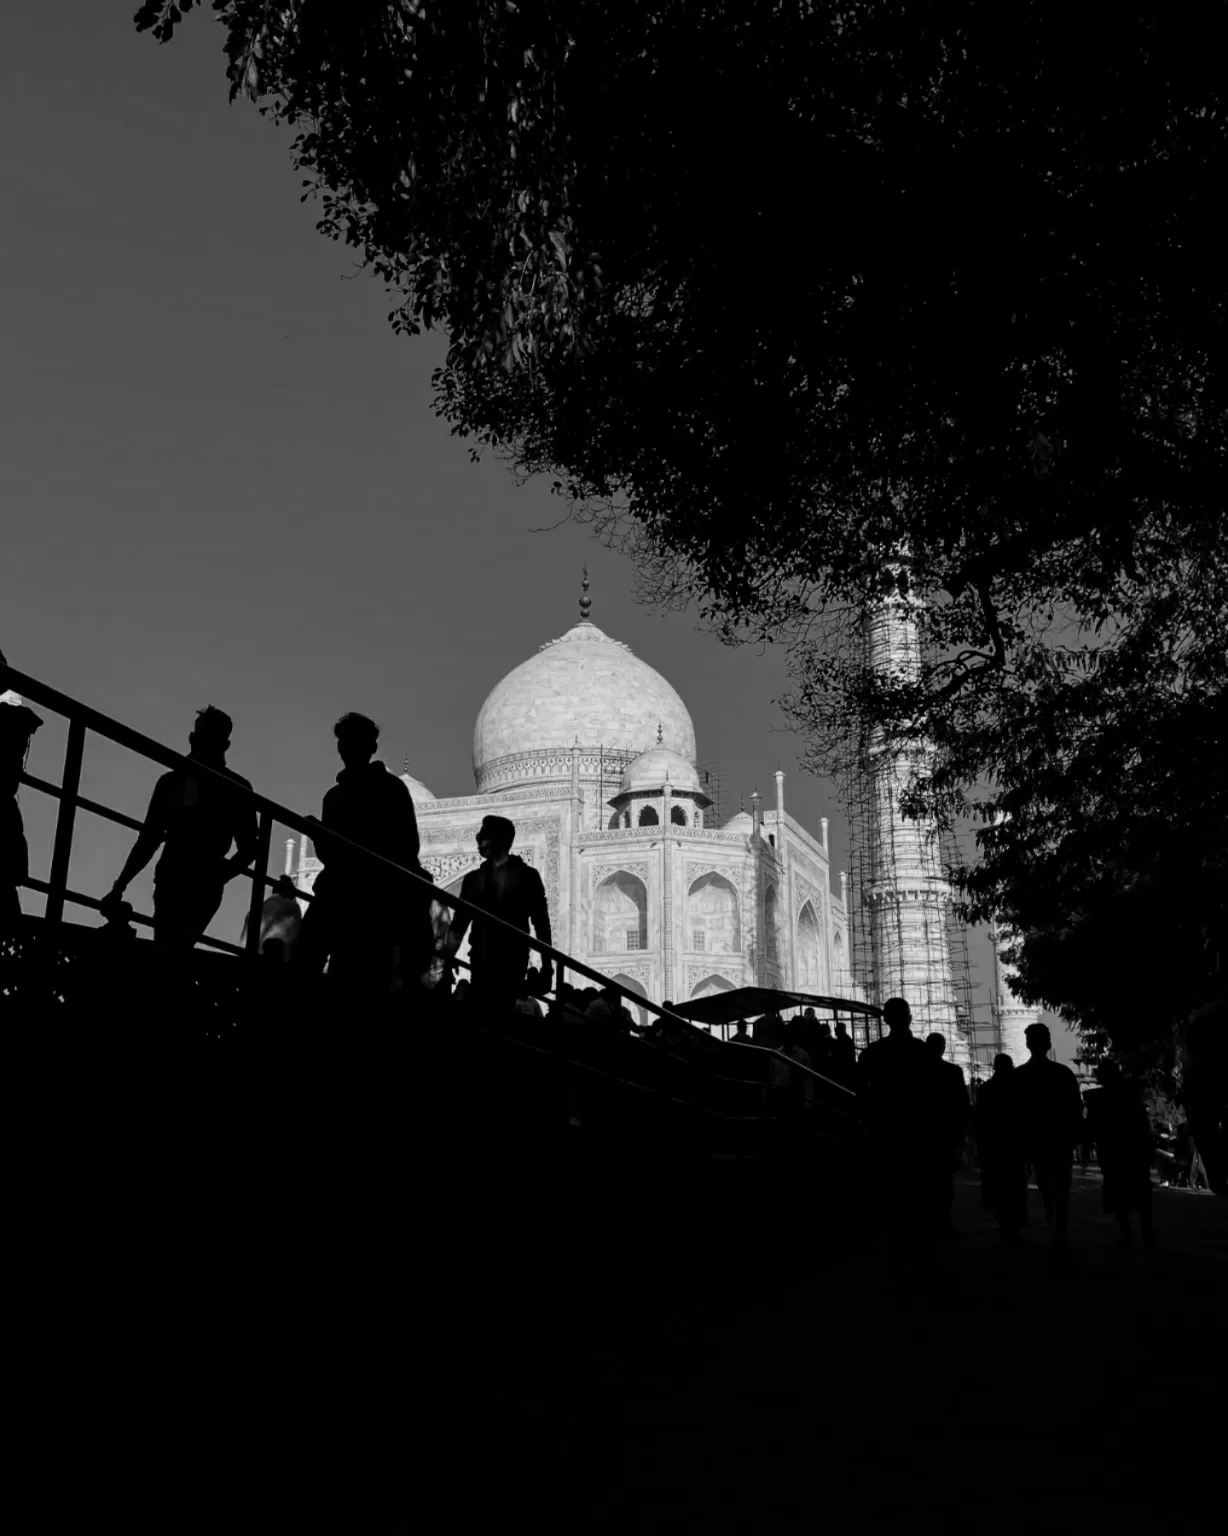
862, 558, 972, 1072
989, 922, 1042, 1065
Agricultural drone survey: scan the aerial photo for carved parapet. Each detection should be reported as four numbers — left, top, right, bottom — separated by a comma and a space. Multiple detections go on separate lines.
864, 881, 952, 907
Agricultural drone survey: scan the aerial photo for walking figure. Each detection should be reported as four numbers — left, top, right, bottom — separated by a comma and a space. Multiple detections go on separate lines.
1083, 1061, 1157, 1249
0, 690, 44, 930
104, 707, 257, 952
443, 815, 552, 1017
974, 1054, 1028, 1242
925, 1033, 972, 1236
297, 714, 432, 997
856, 997, 945, 1283
1011, 1023, 1085, 1266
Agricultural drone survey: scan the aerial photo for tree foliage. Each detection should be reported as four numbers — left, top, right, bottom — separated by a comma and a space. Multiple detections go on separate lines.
136, 2, 1227, 1066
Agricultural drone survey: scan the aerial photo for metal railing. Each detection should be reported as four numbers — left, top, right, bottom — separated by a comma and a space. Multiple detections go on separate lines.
2, 661, 873, 1100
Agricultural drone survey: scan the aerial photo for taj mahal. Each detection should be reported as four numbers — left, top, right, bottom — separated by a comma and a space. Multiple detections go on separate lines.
291, 578, 1034, 1072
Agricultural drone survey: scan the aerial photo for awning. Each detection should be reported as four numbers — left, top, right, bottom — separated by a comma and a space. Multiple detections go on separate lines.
668, 987, 882, 1028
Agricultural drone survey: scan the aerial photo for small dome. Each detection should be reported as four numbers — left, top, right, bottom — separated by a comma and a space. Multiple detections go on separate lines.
621, 746, 701, 793
399, 771, 437, 806
723, 810, 754, 831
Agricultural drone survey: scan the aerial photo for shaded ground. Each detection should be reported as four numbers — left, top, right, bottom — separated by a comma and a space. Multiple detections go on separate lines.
406, 1169, 1225, 1534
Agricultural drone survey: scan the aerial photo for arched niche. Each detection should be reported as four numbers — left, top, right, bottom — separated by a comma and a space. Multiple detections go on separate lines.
690, 973, 736, 1002
670, 804, 688, 826
592, 870, 649, 954
796, 900, 822, 991
638, 804, 659, 827
610, 973, 649, 1029
764, 884, 779, 963
687, 871, 741, 953
832, 928, 846, 984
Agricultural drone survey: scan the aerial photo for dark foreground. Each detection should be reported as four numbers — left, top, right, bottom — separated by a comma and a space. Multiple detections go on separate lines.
343, 1171, 1227, 1535
10, 1026, 1225, 1532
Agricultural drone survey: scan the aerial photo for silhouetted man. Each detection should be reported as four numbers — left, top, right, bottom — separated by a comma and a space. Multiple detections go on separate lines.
0, 691, 44, 930
1084, 1061, 1156, 1249
811, 1020, 835, 1073
783, 1025, 816, 1110
856, 997, 944, 1281
730, 1022, 754, 1046
974, 1054, 1027, 1242
831, 1019, 856, 1079
104, 707, 257, 952
1011, 1022, 1085, 1265
925, 1032, 972, 1235
444, 815, 552, 1017
298, 713, 432, 996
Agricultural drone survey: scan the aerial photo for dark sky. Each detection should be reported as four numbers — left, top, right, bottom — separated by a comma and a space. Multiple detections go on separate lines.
0, 7, 1070, 1058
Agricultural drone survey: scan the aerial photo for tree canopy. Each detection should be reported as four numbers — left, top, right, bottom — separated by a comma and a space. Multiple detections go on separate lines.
136, 2, 1227, 1068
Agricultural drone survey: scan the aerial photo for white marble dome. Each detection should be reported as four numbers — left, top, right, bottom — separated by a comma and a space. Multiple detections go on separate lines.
473, 618, 696, 788
399, 771, 437, 806
621, 746, 701, 793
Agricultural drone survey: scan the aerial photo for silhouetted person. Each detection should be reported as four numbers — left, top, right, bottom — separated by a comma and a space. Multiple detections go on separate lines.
783, 1025, 816, 1110
1011, 1023, 1085, 1265
759, 1010, 786, 1052
730, 1023, 754, 1046
1084, 1061, 1156, 1249
974, 1054, 1027, 1242
241, 874, 302, 961
444, 815, 552, 1018
811, 1020, 835, 1073
831, 1019, 856, 1079
925, 1032, 972, 1235
103, 707, 257, 952
0, 691, 44, 930
297, 713, 432, 997
856, 997, 945, 1282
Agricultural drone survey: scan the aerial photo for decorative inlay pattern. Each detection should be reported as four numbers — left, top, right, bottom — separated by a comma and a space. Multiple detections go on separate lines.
420, 787, 573, 812
686, 962, 744, 992
794, 874, 825, 920
592, 861, 652, 887
685, 861, 742, 889
419, 852, 484, 888
590, 962, 653, 990
578, 828, 753, 845
476, 746, 639, 794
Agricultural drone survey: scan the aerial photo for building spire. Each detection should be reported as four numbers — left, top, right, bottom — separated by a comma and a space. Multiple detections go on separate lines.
579, 566, 592, 621
656, 721, 663, 745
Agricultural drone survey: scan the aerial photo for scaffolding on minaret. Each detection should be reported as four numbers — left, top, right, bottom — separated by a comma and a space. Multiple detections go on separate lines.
838, 576, 978, 1077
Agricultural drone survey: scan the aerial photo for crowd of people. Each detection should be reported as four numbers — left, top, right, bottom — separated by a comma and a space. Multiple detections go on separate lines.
854, 1001, 1192, 1281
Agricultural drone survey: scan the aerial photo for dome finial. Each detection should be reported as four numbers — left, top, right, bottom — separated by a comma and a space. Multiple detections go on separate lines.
579, 566, 592, 621
656, 721, 663, 745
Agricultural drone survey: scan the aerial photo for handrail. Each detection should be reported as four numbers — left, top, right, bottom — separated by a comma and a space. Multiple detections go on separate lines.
4, 662, 701, 1030
3, 661, 870, 1041
19, 875, 245, 956
725, 1040, 860, 1103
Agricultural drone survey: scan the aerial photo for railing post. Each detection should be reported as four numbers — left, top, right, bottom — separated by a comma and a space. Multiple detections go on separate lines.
45, 718, 86, 932
245, 810, 274, 957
